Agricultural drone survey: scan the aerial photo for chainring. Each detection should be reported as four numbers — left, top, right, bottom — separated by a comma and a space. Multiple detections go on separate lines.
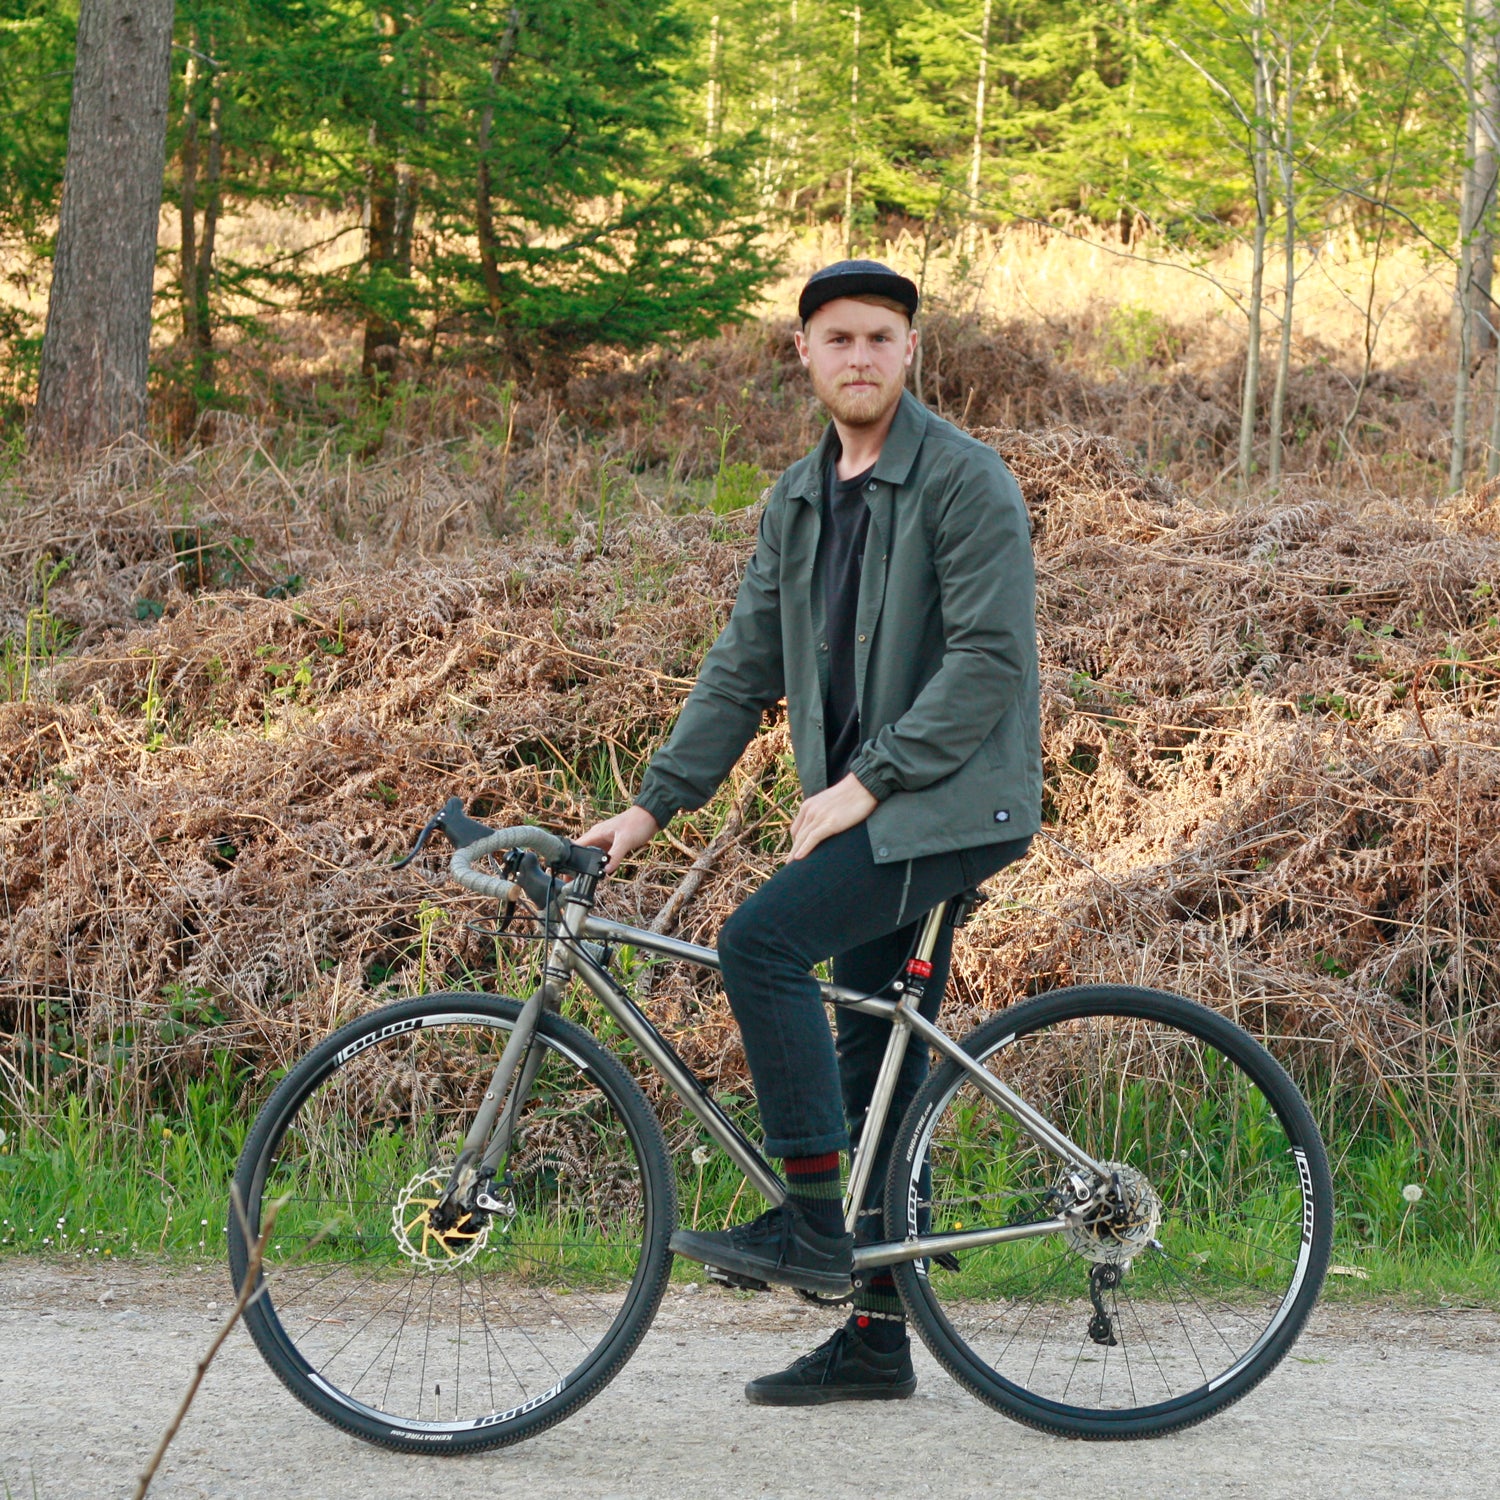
794, 1286, 855, 1308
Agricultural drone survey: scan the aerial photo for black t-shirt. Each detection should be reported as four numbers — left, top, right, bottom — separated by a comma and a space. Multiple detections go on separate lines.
820, 459, 875, 785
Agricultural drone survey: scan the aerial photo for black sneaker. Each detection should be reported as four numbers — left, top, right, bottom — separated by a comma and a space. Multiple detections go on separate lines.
669, 1205, 853, 1295
744, 1325, 916, 1406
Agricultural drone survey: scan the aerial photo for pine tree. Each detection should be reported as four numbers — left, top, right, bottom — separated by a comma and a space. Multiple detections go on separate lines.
31, 0, 176, 451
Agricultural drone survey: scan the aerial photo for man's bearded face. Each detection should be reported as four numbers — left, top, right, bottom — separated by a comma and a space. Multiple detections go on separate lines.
796, 299, 916, 429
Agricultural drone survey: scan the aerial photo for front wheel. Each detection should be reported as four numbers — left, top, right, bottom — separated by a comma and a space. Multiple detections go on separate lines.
228, 992, 675, 1453
885, 985, 1333, 1439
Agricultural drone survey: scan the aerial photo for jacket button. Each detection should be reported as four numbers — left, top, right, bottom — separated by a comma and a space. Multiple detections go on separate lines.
867, 482, 877, 491
819, 641, 828, 651
877, 846, 889, 858
858, 633, 866, 642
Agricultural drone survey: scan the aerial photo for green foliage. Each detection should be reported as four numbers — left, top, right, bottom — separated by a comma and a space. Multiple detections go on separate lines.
0, 0, 72, 246
4, 1070, 1494, 1306
1103, 303, 1179, 370
706, 408, 766, 513
3, 0, 773, 407
0, 0, 1489, 411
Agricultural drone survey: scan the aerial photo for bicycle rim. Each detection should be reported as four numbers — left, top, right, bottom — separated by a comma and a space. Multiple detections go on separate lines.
888, 985, 1332, 1438
229, 993, 673, 1453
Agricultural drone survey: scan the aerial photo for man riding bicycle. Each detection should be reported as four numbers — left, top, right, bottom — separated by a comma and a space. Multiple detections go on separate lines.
578, 260, 1041, 1405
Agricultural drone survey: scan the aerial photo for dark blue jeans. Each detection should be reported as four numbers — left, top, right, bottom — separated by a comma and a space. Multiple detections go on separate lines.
716, 826, 1031, 1184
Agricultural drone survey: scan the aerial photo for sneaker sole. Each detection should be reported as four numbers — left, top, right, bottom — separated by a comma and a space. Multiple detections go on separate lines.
745, 1377, 918, 1407
669, 1233, 852, 1296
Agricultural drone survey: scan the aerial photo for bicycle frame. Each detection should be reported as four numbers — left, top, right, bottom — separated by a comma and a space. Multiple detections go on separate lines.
457, 885, 1111, 1275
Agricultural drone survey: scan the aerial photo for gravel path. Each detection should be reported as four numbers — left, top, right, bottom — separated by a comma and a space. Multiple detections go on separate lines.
2, 1260, 1495, 1500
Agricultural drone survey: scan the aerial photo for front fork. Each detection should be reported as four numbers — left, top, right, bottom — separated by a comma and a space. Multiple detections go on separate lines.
430, 884, 594, 1229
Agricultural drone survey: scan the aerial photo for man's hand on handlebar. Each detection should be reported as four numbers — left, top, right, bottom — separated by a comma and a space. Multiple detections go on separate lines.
575, 804, 660, 875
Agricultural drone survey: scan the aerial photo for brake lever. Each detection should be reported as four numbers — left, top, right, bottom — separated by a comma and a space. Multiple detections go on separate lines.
390, 796, 500, 870
390, 810, 443, 870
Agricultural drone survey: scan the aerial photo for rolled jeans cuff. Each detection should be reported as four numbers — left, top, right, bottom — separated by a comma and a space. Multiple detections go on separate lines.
762, 1125, 853, 1161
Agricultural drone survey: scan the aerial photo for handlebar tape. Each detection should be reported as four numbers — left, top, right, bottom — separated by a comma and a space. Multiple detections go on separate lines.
449, 824, 571, 900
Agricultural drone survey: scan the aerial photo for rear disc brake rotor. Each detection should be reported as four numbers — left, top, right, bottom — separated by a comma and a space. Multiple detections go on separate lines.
1060, 1162, 1163, 1265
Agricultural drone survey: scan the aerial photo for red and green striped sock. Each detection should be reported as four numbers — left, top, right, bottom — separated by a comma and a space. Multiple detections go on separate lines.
782, 1151, 845, 1237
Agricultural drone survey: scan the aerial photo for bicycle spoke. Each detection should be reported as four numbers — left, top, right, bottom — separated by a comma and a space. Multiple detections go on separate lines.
232, 999, 670, 1445
891, 988, 1329, 1434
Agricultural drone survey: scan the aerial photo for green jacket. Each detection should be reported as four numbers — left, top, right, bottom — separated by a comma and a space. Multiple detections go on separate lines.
636, 390, 1041, 863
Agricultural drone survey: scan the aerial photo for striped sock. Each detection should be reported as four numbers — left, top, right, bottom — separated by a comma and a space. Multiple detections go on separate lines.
783, 1151, 845, 1237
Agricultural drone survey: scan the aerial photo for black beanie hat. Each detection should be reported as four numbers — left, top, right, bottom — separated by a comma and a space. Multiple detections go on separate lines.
798, 259, 920, 326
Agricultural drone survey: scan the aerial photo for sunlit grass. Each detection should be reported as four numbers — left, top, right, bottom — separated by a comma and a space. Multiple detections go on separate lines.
4, 1046, 1495, 1310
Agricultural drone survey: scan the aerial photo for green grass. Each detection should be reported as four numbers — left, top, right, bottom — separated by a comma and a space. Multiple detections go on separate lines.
1, 1087, 245, 1258
4, 1063, 1496, 1309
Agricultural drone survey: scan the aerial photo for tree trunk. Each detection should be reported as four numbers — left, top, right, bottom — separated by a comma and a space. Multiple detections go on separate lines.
1119, 0, 1139, 242
704, 12, 721, 151
1473, 0, 1500, 476
31, 0, 176, 452
361, 8, 414, 385
179, 41, 200, 349
1268, 34, 1298, 492
1453, 0, 1482, 493
173, 32, 221, 440
963, 0, 993, 259
1238, 0, 1272, 488
476, 6, 524, 325
783, 0, 802, 217
843, 3, 860, 259
1472, 0, 1499, 357
172, 38, 201, 443
196, 62, 222, 373
361, 160, 402, 383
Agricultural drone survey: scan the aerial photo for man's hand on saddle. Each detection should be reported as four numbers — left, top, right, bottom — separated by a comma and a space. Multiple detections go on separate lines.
576, 804, 661, 874
788, 772, 877, 860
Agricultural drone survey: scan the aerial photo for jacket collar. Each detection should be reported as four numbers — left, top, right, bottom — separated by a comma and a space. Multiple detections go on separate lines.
795, 389, 929, 502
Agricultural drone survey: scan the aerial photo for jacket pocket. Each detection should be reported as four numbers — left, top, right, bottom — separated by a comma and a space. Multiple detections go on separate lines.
980, 723, 1005, 771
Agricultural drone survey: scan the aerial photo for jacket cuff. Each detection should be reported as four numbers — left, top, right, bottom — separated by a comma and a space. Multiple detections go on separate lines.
633, 790, 677, 831
848, 750, 895, 803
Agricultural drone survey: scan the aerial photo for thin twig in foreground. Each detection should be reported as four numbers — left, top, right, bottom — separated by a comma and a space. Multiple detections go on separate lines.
134, 1188, 282, 1500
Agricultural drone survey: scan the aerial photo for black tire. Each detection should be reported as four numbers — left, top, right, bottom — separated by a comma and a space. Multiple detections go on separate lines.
228, 992, 675, 1454
884, 985, 1333, 1439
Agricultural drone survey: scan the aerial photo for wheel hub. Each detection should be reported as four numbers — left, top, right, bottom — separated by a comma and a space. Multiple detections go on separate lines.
391, 1167, 495, 1269
1059, 1162, 1163, 1265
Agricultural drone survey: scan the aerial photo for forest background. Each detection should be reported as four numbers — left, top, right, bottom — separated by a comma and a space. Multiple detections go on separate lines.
1, 0, 1498, 1295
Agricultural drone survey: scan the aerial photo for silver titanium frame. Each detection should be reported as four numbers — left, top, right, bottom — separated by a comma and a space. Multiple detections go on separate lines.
455, 893, 1109, 1271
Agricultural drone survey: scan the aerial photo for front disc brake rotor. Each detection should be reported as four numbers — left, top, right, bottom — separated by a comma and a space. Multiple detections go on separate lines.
391, 1167, 491, 1269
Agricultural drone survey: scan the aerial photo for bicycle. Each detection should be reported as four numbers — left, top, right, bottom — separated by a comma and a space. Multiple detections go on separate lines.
228, 800, 1333, 1451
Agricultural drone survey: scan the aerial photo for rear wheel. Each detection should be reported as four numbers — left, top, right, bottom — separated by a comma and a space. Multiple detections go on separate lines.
228, 992, 674, 1453
886, 985, 1332, 1439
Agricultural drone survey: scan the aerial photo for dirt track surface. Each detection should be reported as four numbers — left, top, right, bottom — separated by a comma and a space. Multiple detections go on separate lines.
2, 1260, 1495, 1500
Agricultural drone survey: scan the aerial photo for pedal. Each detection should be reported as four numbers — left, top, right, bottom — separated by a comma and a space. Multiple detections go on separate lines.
705, 1264, 772, 1293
